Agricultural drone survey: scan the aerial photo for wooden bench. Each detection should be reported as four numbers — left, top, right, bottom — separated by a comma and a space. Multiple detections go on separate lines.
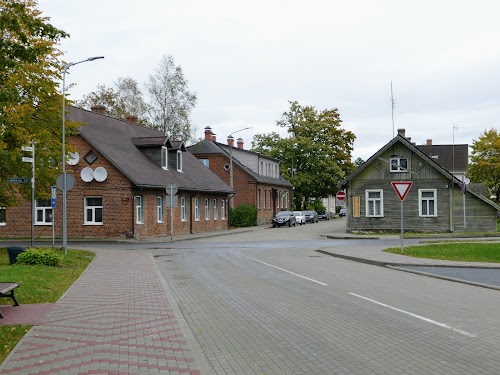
0, 282, 20, 318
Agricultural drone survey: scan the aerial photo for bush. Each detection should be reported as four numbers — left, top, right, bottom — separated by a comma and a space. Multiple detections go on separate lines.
229, 204, 257, 227
15, 248, 62, 267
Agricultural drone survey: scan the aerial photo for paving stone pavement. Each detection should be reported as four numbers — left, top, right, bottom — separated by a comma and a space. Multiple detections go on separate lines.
0, 249, 210, 375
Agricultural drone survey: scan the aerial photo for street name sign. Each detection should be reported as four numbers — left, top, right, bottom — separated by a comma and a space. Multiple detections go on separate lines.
8, 177, 31, 183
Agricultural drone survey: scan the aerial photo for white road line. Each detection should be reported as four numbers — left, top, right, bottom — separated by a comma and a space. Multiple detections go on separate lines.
349, 293, 477, 338
242, 255, 328, 286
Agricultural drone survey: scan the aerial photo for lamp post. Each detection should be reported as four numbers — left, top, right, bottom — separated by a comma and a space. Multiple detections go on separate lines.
62, 56, 104, 253
228, 127, 251, 209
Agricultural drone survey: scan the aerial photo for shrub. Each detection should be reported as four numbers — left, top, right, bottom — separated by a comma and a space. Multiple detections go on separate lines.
229, 204, 257, 227
15, 248, 62, 267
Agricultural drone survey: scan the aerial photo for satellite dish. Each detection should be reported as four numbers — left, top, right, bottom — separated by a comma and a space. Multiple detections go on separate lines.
94, 167, 108, 182
67, 152, 80, 165
81, 167, 94, 182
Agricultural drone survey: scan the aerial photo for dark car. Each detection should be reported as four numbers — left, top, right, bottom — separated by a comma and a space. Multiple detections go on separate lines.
272, 210, 297, 227
304, 210, 319, 223
339, 208, 346, 217
317, 210, 331, 220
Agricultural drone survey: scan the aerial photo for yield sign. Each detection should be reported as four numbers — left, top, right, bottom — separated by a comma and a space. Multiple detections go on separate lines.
391, 181, 412, 201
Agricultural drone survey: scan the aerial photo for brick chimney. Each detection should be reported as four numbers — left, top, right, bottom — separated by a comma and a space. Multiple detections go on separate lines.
397, 128, 405, 137
212, 134, 217, 142
237, 137, 244, 149
426, 139, 432, 146
227, 135, 234, 147
91, 105, 107, 115
126, 115, 138, 124
204, 126, 213, 140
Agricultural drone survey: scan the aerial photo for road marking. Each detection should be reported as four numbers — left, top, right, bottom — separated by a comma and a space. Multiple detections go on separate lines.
242, 255, 328, 286
349, 293, 477, 337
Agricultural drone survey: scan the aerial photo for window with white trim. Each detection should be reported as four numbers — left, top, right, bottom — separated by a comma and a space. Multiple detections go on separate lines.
181, 196, 187, 221
0, 207, 6, 226
419, 189, 437, 217
35, 199, 53, 225
214, 199, 218, 220
257, 189, 261, 209
135, 195, 144, 224
205, 198, 210, 220
264, 189, 267, 209
221, 199, 226, 220
195, 197, 200, 221
157, 196, 164, 223
390, 157, 408, 172
161, 146, 168, 170
366, 189, 383, 217
177, 150, 183, 172
85, 197, 103, 225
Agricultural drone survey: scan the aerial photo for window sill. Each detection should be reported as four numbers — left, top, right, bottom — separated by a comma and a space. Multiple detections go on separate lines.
84, 222, 103, 226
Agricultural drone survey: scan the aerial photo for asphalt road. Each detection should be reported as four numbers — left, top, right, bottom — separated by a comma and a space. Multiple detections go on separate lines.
147, 222, 500, 375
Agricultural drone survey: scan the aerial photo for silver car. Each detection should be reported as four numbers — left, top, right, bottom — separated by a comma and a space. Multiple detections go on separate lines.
292, 211, 306, 225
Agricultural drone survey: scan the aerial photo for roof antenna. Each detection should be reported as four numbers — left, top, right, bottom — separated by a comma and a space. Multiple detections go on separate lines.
391, 81, 395, 138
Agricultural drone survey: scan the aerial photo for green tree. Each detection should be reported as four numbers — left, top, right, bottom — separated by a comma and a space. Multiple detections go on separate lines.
77, 77, 150, 125
146, 55, 197, 141
0, 0, 69, 206
252, 101, 355, 209
468, 128, 500, 203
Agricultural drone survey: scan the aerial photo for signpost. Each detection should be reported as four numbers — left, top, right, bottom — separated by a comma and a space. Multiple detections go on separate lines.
391, 181, 412, 253
22, 141, 35, 247
51, 186, 57, 248
166, 184, 178, 240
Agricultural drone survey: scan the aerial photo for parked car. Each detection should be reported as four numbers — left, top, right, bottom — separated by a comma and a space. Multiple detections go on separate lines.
339, 208, 346, 217
292, 211, 306, 225
317, 210, 331, 220
304, 210, 319, 223
272, 210, 297, 227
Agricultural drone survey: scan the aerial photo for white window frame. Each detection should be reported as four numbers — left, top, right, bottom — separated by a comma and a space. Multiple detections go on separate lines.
181, 196, 187, 222
157, 196, 164, 223
85, 196, 103, 225
257, 189, 261, 209
390, 157, 408, 172
195, 197, 200, 221
177, 150, 183, 172
135, 195, 144, 224
365, 189, 384, 217
161, 146, 168, 170
205, 198, 210, 220
419, 189, 437, 217
35, 199, 53, 225
0, 207, 6, 226
221, 199, 226, 220
214, 199, 218, 220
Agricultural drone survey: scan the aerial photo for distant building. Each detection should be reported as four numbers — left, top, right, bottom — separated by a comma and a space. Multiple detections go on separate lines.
188, 127, 293, 225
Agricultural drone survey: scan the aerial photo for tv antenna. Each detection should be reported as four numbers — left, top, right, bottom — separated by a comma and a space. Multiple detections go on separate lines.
391, 81, 395, 138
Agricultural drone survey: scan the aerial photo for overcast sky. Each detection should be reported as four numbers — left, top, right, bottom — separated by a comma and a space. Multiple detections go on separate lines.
38, 0, 499, 161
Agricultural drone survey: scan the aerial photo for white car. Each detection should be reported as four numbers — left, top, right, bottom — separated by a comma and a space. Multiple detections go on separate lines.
292, 211, 306, 225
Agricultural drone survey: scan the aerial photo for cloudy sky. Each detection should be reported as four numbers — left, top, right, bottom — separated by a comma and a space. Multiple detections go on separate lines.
38, 0, 499, 161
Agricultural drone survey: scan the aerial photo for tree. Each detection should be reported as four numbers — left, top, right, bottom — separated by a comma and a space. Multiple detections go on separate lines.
77, 77, 150, 125
0, 0, 69, 206
252, 101, 356, 210
146, 55, 197, 142
468, 128, 500, 203
354, 157, 365, 168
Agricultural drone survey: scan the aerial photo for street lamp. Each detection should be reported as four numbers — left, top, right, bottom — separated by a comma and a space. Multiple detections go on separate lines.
228, 127, 251, 209
62, 56, 104, 253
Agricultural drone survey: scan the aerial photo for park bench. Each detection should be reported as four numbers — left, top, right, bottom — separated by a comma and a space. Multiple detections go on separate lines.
0, 282, 20, 318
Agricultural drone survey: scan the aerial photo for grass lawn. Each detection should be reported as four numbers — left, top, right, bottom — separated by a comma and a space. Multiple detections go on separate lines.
384, 242, 500, 263
0, 247, 94, 363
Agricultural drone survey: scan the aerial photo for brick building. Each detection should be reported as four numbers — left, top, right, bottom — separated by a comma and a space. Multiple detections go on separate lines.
0, 107, 233, 239
188, 127, 293, 225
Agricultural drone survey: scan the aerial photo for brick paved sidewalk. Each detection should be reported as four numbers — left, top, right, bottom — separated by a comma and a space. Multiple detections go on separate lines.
0, 250, 210, 375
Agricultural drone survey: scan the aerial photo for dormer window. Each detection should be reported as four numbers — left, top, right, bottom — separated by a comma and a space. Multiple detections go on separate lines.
177, 150, 182, 172
161, 146, 168, 170
390, 157, 408, 172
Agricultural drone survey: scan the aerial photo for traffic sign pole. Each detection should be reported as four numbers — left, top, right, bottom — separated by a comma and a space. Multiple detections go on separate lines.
391, 181, 413, 253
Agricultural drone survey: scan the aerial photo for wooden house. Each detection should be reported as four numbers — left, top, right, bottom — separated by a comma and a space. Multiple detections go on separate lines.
341, 129, 500, 233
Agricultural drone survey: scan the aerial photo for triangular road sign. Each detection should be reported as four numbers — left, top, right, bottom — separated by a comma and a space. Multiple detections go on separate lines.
391, 181, 413, 201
